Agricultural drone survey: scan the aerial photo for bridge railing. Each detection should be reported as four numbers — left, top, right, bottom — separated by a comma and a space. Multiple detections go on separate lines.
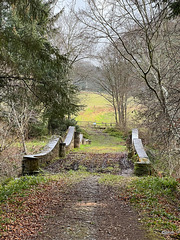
22, 126, 86, 175
132, 129, 151, 176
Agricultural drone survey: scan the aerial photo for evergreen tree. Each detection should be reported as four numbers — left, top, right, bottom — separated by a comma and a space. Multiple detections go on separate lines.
0, 0, 79, 128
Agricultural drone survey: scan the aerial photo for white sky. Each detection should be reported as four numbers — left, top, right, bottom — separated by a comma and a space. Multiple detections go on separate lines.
74, 0, 86, 9
55, 0, 86, 11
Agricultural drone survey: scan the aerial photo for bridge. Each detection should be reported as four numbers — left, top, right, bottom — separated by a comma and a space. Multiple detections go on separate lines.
22, 127, 151, 176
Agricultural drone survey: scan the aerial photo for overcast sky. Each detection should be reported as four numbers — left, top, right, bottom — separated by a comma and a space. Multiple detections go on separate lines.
55, 0, 86, 11
74, 0, 86, 9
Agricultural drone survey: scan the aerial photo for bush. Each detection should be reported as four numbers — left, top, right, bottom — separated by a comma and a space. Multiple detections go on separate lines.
78, 128, 90, 139
48, 118, 79, 135
28, 122, 48, 138
104, 127, 125, 139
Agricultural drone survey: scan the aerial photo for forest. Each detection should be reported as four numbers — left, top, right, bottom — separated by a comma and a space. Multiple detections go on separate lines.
0, 0, 180, 239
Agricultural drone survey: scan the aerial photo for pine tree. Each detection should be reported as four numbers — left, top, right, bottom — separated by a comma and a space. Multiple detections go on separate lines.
0, 0, 79, 128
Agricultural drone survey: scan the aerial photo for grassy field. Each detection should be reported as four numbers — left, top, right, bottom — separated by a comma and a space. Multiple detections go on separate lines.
76, 92, 115, 123
76, 91, 139, 129
74, 127, 127, 153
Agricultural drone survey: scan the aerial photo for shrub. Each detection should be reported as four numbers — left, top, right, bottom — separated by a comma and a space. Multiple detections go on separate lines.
104, 127, 125, 139
48, 118, 78, 135
28, 122, 48, 138
78, 128, 90, 139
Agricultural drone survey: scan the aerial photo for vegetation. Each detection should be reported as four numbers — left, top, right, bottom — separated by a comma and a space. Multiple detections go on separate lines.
104, 128, 127, 139
0, 170, 91, 238
78, 0, 180, 177
76, 91, 136, 128
0, 175, 48, 203
1, 171, 179, 238
99, 175, 180, 236
0, 0, 179, 238
74, 127, 126, 154
0, 0, 80, 154
76, 92, 114, 123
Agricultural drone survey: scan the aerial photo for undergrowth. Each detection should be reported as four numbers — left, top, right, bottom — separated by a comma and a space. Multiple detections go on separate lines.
0, 175, 48, 203
126, 177, 180, 234
0, 168, 91, 204
99, 175, 180, 237
104, 127, 126, 139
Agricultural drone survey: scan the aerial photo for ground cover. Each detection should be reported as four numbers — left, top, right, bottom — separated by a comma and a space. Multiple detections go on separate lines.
99, 175, 180, 239
75, 127, 127, 153
0, 171, 91, 239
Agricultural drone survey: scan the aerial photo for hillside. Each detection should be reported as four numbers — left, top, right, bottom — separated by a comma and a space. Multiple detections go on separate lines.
76, 91, 138, 129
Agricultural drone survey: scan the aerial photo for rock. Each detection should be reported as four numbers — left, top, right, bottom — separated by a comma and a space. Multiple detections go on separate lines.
161, 230, 175, 235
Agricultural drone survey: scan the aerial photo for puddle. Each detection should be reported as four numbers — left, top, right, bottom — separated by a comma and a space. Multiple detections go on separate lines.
75, 202, 107, 207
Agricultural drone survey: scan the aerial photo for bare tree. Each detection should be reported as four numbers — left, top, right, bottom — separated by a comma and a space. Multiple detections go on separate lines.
0, 81, 38, 154
78, 0, 180, 142
97, 45, 133, 129
52, 1, 96, 65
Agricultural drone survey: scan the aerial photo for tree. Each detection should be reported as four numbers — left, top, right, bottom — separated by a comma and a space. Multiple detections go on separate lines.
97, 46, 132, 129
77, 0, 180, 176
52, 3, 94, 64
154, 0, 180, 17
79, 0, 180, 142
0, 0, 80, 134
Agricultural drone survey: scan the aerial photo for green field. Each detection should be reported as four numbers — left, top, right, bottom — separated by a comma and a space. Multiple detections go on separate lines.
76, 91, 138, 129
76, 91, 115, 123
74, 128, 127, 153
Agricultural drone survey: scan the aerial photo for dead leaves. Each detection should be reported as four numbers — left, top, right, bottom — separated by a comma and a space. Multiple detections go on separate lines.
0, 180, 65, 240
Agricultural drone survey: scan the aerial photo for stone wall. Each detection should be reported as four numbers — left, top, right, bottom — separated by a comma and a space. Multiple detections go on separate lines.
22, 136, 61, 175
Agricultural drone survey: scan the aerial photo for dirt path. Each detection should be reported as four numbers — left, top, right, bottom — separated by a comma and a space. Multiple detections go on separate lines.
30, 128, 154, 239
32, 175, 152, 240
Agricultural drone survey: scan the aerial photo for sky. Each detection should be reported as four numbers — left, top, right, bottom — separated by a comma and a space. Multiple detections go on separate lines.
55, 0, 86, 12
74, 0, 86, 10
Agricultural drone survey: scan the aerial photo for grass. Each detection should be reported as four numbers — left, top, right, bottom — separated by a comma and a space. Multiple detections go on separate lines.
76, 92, 139, 129
74, 127, 127, 153
0, 175, 48, 203
0, 168, 91, 204
98, 174, 135, 186
76, 92, 115, 123
14, 137, 50, 155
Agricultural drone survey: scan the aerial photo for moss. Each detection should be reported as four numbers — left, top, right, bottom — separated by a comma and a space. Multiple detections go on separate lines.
134, 162, 152, 176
